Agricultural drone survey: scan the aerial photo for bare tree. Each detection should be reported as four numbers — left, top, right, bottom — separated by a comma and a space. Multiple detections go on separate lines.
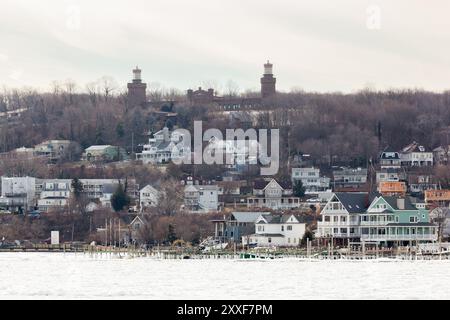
156, 179, 183, 216
98, 76, 118, 102
430, 207, 450, 242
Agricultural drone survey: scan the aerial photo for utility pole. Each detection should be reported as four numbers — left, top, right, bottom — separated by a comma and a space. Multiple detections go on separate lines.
131, 131, 134, 158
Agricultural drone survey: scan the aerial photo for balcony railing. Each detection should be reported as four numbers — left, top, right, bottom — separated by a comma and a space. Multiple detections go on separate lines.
360, 221, 393, 226
318, 221, 359, 226
361, 234, 437, 241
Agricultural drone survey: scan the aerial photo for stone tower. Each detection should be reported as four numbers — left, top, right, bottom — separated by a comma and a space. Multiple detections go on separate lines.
127, 66, 147, 106
260, 61, 276, 99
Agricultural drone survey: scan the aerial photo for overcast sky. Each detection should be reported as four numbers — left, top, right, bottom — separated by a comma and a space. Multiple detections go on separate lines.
1, 0, 450, 93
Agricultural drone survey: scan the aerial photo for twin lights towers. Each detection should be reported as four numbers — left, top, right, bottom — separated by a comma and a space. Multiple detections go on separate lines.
127, 61, 277, 106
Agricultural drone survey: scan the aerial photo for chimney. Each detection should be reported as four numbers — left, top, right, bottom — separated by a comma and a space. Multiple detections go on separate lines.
397, 198, 405, 210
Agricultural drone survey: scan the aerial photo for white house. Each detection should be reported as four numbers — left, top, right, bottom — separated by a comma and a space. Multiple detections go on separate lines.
242, 214, 306, 247
205, 136, 262, 168
332, 167, 368, 189
376, 168, 404, 184
0, 176, 36, 212
184, 183, 219, 213
433, 145, 450, 165
136, 127, 189, 164
247, 178, 301, 210
380, 148, 401, 169
34, 140, 72, 162
291, 167, 330, 192
139, 185, 159, 212
400, 141, 433, 167
79, 179, 138, 203
316, 192, 370, 241
37, 179, 71, 212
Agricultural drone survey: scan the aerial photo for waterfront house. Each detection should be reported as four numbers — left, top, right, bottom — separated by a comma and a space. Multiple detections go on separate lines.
316, 192, 370, 242
242, 213, 306, 247
317, 192, 437, 246
212, 211, 272, 243
359, 196, 437, 245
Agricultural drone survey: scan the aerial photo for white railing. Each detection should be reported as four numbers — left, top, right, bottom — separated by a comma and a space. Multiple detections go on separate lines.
318, 222, 359, 226
361, 234, 437, 241
360, 221, 392, 226
318, 233, 361, 238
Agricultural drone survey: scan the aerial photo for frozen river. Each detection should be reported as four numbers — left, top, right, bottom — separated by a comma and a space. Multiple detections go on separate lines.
0, 253, 449, 299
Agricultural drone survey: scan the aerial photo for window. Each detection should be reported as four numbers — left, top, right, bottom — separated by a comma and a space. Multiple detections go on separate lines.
287, 225, 293, 231
281, 226, 284, 232
268, 238, 272, 243
409, 216, 417, 223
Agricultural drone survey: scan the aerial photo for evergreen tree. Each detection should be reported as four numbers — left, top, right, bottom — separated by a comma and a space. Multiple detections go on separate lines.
167, 224, 177, 244
71, 178, 84, 199
116, 122, 125, 138
293, 180, 306, 197
301, 229, 314, 246
165, 119, 174, 130
111, 184, 130, 212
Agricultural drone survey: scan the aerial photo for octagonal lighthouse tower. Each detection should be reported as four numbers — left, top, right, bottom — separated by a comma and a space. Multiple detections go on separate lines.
260, 60, 276, 99
127, 66, 147, 106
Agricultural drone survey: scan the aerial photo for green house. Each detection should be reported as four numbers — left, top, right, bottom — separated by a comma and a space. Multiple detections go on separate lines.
360, 196, 437, 245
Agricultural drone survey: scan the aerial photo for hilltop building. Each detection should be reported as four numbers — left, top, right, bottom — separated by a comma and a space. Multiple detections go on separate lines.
260, 60, 276, 98
127, 66, 147, 107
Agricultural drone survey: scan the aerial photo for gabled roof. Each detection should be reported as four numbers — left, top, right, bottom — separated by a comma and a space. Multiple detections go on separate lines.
231, 211, 271, 223
85, 145, 113, 151
117, 214, 137, 225
257, 214, 304, 224
333, 192, 370, 213
401, 141, 429, 153
381, 196, 417, 210
380, 147, 400, 159
254, 178, 291, 190
140, 184, 158, 193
